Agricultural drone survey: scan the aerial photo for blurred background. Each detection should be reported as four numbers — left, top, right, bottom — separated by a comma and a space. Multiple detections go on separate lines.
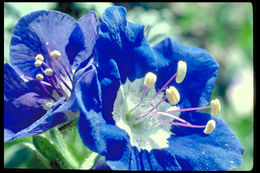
4, 2, 254, 170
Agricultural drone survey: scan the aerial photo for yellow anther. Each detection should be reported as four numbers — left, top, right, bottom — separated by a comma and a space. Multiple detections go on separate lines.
34, 60, 43, 67
36, 74, 44, 81
35, 54, 44, 61
166, 86, 180, 105
166, 106, 180, 112
44, 68, 53, 76
176, 61, 187, 84
144, 72, 157, 88
211, 98, 221, 115
51, 50, 61, 60
203, 120, 216, 134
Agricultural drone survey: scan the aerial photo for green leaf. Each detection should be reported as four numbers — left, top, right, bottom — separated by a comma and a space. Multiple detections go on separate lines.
32, 135, 75, 169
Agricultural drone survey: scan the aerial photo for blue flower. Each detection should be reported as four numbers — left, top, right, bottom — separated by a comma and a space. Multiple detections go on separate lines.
4, 10, 99, 142
75, 6, 244, 171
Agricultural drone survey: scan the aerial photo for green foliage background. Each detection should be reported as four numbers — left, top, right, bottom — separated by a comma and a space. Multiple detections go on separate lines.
4, 2, 254, 170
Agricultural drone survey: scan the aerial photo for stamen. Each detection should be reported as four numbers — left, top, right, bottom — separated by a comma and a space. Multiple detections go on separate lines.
35, 54, 44, 61
53, 72, 72, 92
58, 59, 73, 84
151, 73, 177, 101
39, 82, 50, 95
21, 75, 52, 87
166, 105, 211, 114
50, 50, 61, 60
40, 67, 63, 97
144, 72, 157, 88
130, 86, 148, 112
211, 99, 221, 115
42, 62, 72, 92
36, 74, 44, 81
203, 120, 216, 134
44, 68, 54, 76
131, 72, 157, 112
135, 96, 167, 122
166, 86, 180, 105
152, 111, 191, 124
153, 121, 206, 128
176, 61, 187, 83
34, 60, 43, 67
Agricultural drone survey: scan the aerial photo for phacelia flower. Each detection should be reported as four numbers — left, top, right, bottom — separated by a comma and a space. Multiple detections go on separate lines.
4, 10, 99, 142
75, 6, 244, 171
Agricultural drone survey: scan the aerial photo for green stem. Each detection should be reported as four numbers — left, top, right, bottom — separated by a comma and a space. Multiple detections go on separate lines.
32, 135, 75, 169
47, 128, 79, 169
80, 152, 101, 170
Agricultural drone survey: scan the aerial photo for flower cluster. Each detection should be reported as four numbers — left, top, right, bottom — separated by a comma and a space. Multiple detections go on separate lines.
4, 6, 243, 171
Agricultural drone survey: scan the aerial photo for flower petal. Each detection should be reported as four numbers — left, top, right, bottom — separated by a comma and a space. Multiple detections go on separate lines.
5, 97, 67, 142
71, 11, 99, 70
153, 38, 219, 108
168, 113, 244, 170
10, 10, 82, 78
95, 6, 157, 83
4, 92, 49, 133
4, 63, 50, 101
75, 65, 131, 163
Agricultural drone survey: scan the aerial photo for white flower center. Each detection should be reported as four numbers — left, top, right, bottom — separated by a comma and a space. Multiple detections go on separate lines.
112, 78, 179, 152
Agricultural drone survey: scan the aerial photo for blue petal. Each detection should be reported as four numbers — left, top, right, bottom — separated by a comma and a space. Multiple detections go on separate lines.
153, 38, 219, 107
95, 6, 157, 83
168, 113, 244, 171
10, 10, 82, 78
106, 146, 181, 171
126, 147, 181, 170
4, 63, 50, 101
71, 11, 99, 70
4, 129, 16, 142
4, 92, 48, 133
5, 97, 68, 142
148, 149, 181, 171
75, 65, 131, 162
